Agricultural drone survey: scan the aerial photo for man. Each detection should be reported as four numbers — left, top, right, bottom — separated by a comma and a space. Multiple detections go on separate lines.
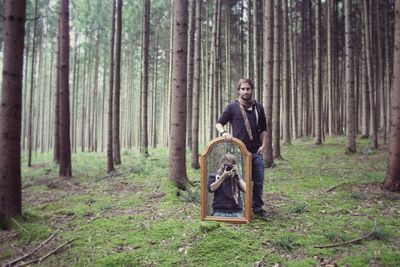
215, 78, 268, 219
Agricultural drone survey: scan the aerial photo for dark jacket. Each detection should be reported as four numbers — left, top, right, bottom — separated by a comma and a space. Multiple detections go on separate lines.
207, 173, 243, 213
217, 100, 267, 153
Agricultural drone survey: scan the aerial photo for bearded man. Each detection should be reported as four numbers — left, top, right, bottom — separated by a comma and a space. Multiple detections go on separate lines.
215, 78, 268, 219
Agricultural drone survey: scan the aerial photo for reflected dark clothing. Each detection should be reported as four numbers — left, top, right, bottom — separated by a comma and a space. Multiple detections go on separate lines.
217, 100, 267, 154
207, 174, 243, 214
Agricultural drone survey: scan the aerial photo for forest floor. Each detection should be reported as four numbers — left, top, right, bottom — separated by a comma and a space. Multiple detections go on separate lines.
1, 136, 400, 266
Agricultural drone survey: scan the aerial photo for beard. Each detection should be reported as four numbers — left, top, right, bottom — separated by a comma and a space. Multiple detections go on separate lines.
240, 93, 252, 100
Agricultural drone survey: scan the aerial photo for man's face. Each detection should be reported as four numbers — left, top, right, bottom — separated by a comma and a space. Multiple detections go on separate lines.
238, 82, 253, 100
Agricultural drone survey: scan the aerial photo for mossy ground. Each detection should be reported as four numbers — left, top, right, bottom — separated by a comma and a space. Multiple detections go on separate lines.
1, 137, 399, 266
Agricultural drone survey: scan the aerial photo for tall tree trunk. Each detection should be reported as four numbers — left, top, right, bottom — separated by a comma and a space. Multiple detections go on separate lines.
272, 0, 281, 159
59, 0, 72, 178
169, 0, 188, 189
140, 0, 150, 156
28, 0, 38, 167
283, 0, 291, 145
263, 0, 274, 167
327, 0, 334, 137
107, 0, 116, 173
113, 0, 122, 163
54, 18, 61, 162
186, 0, 195, 150
383, 0, 400, 192
361, 7, 370, 138
345, 0, 356, 153
364, 0, 378, 148
315, 0, 322, 144
152, 24, 160, 148
0, 0, 26, 223
191, 0, 202, 169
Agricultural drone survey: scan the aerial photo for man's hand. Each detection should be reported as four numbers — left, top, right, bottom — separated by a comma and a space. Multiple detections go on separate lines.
222, 132, 233, 142
256, 145, 265, 154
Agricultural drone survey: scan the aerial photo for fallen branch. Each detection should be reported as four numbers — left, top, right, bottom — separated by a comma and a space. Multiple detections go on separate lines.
326, 182, 346, 192
254, 254, 267, 267
18, 239, 75, 267
314, 219, 377, 248
4, 229, 60, 267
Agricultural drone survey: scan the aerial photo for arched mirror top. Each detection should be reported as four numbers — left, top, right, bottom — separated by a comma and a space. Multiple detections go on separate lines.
200, 137, 252, 159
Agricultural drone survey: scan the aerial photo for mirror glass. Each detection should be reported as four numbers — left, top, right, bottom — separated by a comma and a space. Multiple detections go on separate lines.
200, 137, 252, 223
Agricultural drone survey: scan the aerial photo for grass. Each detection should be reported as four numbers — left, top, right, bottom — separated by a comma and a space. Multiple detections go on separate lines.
1, 136, 400, 266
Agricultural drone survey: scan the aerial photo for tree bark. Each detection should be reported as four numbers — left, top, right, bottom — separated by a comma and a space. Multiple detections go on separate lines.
186, 0, 195, 150
272, 0, 281, 159
107, 0, 116, 173
140, 0, 150, 156
315, 0, 322, 145
169, 0, 188, 189
191, 0, 202, 169
283, 0, 291, 145
0, 0, 26, 222
59, 0, 72, 178
383, 0, 400, 192
262, 0, 274, 167
345, 0, 356, 153
113, 0, 122, 163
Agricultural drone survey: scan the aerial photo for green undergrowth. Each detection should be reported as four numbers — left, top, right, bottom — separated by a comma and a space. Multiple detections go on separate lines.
1, 137, 399, 266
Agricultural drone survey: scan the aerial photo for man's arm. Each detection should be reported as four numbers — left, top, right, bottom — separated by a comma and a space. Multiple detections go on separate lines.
256, 131, 267, 154
216, 123, 232, 142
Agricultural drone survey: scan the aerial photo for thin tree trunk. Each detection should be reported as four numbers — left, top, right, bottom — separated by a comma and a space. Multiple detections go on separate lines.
315, 0, 322, 144
272, 0, 281, 159
0, 0, 26, 222
186, 0, 195, 150
107, 0, 116, 173
345, 0, 356, 153
59, 0, 72, 178
169, 0, 188, 189
263, 0, 274, 167
113, 0, 122, 163
283, 0, 291, 145
140, 0, 150, 156
383, 0, 400, 192
191, 0, 202, 169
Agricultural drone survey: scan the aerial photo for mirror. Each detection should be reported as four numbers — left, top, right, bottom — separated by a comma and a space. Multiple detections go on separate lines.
200, 137, 252, 223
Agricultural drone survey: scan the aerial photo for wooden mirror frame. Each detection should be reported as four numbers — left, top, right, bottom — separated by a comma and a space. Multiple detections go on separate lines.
200, 137, 252, 223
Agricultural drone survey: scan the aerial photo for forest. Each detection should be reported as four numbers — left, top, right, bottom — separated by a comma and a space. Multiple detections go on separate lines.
0, 0, 399, 266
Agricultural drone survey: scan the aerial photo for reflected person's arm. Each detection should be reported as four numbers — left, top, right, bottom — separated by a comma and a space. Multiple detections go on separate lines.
210, 172, 229, 192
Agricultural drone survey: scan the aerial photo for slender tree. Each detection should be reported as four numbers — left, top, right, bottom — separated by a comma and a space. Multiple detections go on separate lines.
383, 0, 400, 192
345, 0, 356, 153
59, 0, 72, 178
315, 0, 322, 144
283, 0, 291, 145
0, 0, 26, 222
140, 0, 150, 156
113, 0, 122, 164
272, 0, 281, 159
191, 0, 202, 169
107, 0, 116, 173
186, 0, 195, 150
263, 0, 274, 168
169, 0, 188, 189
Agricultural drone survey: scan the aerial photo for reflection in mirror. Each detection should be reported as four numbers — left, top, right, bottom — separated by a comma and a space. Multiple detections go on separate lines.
205, 143, 246, 218
200, 137, 252, 223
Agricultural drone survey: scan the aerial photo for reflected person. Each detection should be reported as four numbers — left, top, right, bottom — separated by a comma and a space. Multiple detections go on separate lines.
207, 154, 246, 217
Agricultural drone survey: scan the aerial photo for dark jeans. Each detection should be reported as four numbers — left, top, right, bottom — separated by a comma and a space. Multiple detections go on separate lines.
252, 153, 265, 212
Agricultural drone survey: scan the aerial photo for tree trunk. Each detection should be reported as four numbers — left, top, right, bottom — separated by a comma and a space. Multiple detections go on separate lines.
383, 0, 400, 191
59, 0, 72, 178
186, 0, 195, 150
169, 0, 188, 189
140, 0, 150, 156
315, 0, 322, 144
28, 0, 38, 167
283, 0, 291, 145
113, 0, 122, 163
0, 0, 26, 223
272, 0, 281, 159
345, 0, 356, 153
107, 0, 116, 173
263, 0, 274, 167
191, 0, 202, 169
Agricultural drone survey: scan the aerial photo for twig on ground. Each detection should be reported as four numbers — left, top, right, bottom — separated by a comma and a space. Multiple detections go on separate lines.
326, 182, 346, 192
11, 219, 29, 236
17, 239, 75, 267
254, 254, 267, 267
314, 219, 377, 248
4, 229, 60, 267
